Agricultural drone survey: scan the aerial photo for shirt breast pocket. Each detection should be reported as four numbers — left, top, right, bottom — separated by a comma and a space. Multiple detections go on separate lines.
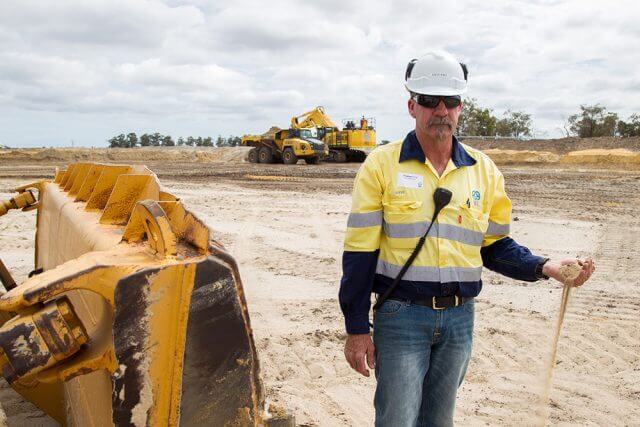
383, 200, 424, 248
383, 200, 424, 224
458, 205, 489, 233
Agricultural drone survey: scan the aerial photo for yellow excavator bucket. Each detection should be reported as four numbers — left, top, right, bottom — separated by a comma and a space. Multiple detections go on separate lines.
0, 163, 286, 426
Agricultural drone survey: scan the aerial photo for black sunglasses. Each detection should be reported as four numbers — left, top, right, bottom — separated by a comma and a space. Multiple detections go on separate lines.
412, 94, 462, 109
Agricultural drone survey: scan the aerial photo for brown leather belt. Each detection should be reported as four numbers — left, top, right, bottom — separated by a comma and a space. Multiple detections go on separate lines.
390, 296, 473, 310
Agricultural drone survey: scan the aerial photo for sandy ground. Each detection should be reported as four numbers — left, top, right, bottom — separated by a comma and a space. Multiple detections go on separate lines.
0, 161, 639, 426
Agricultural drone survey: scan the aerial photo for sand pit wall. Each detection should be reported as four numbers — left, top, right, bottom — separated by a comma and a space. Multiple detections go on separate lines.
483, 148, 640, 167
0, 147, 252, 163
482, 150, 561, 164
559, 149, 640, 165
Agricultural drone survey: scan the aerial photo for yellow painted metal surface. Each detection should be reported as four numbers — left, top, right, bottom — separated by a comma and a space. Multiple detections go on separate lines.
290, 106, 338, 129
0, 163, 276, 426
339, 128, 377, 152
0, 189, 37, 217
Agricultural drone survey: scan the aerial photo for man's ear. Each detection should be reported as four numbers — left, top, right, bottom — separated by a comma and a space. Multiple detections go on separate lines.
408, 98, 417, 119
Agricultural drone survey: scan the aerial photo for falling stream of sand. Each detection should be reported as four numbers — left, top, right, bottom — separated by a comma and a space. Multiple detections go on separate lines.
538, 262, 584, 425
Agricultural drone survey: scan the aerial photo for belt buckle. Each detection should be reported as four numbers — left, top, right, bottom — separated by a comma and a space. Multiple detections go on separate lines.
431, 295, 459, 310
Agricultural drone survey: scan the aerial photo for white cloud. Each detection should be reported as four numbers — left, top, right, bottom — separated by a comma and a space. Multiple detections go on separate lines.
1, 0, 639, 147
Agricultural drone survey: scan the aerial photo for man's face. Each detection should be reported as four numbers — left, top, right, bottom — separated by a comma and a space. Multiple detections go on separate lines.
408, 97, 463, 142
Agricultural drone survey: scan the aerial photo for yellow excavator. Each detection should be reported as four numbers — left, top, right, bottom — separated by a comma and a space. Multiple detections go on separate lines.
242, 126, 328, 165
290, 107, 376, 163
0, 163, 293, 426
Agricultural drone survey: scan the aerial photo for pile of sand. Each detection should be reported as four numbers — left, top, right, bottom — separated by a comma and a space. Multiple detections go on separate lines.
483, 148, 640, 166
463, 136, 640, 154
483, 149, 561, 164
0, 147, 252, 163
559, 148, 640, 165
262, 126, 281, 138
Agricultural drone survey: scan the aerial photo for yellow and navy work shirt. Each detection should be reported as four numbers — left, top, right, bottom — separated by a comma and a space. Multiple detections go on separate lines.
339, 131, 544, 334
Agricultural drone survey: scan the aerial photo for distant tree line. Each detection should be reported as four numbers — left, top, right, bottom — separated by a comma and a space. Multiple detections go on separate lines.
457, 99, 639, 139
565, 105, 640, 138
457, 98, 533, 138
107, 132, 242, 148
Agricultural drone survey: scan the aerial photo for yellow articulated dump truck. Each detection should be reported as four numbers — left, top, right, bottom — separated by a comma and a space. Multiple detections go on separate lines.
291, 107, 377, 163
0, 163, 291, 426
242, 127, 328, 165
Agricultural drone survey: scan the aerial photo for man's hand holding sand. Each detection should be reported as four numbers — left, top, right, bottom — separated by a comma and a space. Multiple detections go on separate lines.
543, 258, 595, 287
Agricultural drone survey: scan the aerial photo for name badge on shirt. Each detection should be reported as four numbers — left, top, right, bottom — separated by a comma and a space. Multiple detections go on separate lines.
397, 172, 424, 189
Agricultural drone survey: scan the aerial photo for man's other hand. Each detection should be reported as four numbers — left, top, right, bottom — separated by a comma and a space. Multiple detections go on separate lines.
543, 257, 595, 287
344, 333, 375, 377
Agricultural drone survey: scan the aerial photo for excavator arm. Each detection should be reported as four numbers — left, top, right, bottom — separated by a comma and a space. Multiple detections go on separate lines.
290, 106, 338, 130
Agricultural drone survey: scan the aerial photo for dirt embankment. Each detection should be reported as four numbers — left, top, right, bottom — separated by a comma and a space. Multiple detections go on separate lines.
2, 137, 640, 168
0, 146, 252, 163
462, 136, 640, 167
461, 136, 640, 154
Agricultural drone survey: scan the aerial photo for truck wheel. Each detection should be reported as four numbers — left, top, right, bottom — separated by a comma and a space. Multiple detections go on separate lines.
282, 148, 298, 165
248, 148, 259, 163
259, 147, 274, 163
304, 157, 320, 165
335, 151, 347, 163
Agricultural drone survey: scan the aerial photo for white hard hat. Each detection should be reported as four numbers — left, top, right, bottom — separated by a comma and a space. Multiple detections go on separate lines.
404, 51, 468, 96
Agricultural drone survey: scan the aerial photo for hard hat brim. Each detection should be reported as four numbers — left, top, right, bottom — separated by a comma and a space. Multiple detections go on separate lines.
405, 82, 467, 96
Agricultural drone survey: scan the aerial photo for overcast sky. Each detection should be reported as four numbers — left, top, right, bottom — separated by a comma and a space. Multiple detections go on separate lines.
1, 0, 639, 147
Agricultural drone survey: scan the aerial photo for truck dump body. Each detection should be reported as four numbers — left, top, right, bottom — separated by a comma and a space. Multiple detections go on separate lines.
0, 163, 272, 426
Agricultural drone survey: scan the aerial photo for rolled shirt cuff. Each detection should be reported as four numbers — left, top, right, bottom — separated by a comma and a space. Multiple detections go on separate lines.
344, 313, 370, 335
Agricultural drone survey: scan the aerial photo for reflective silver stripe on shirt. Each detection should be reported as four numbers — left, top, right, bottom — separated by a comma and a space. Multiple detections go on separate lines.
376, 259, 483, 282
347, 210, 383, 228
383, 221, 433, 238
486, 221, 510, 236
383, 221, 484, 246
438, 223, 485, 246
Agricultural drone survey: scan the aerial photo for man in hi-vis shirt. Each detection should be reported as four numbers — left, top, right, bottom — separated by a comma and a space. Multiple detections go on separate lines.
339, 51, 595, 426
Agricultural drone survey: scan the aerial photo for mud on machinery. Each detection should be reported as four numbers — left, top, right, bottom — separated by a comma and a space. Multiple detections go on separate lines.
0, 163, 292, 426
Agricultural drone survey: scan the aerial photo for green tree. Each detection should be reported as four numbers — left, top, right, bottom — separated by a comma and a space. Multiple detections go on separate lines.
108, 136, 119, 148
186, 137, 195, 146
149, 133, 162, 146
215, 135, 225, 147
114, 134, 127, 147
202, 137, 213, 147
162, 135, 175, 146
140, 133, 151, 147
457, 98, 497, 136
177, 137, 185, 146
126, 132, 138, 148
195, 137, 204, 147
618, 113, 640, 137
567, 105, 619, 137
496, 110, 532, 138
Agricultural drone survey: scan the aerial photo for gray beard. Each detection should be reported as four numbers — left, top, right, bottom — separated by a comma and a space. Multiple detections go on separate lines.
430, 124, 453, 141
434, 126, 448, 140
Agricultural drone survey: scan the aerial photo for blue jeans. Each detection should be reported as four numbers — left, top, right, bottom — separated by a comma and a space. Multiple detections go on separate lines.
373, 298, 475, 427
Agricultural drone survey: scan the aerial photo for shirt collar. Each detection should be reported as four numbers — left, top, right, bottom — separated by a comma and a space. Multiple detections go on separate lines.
398, 130, 476, 167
